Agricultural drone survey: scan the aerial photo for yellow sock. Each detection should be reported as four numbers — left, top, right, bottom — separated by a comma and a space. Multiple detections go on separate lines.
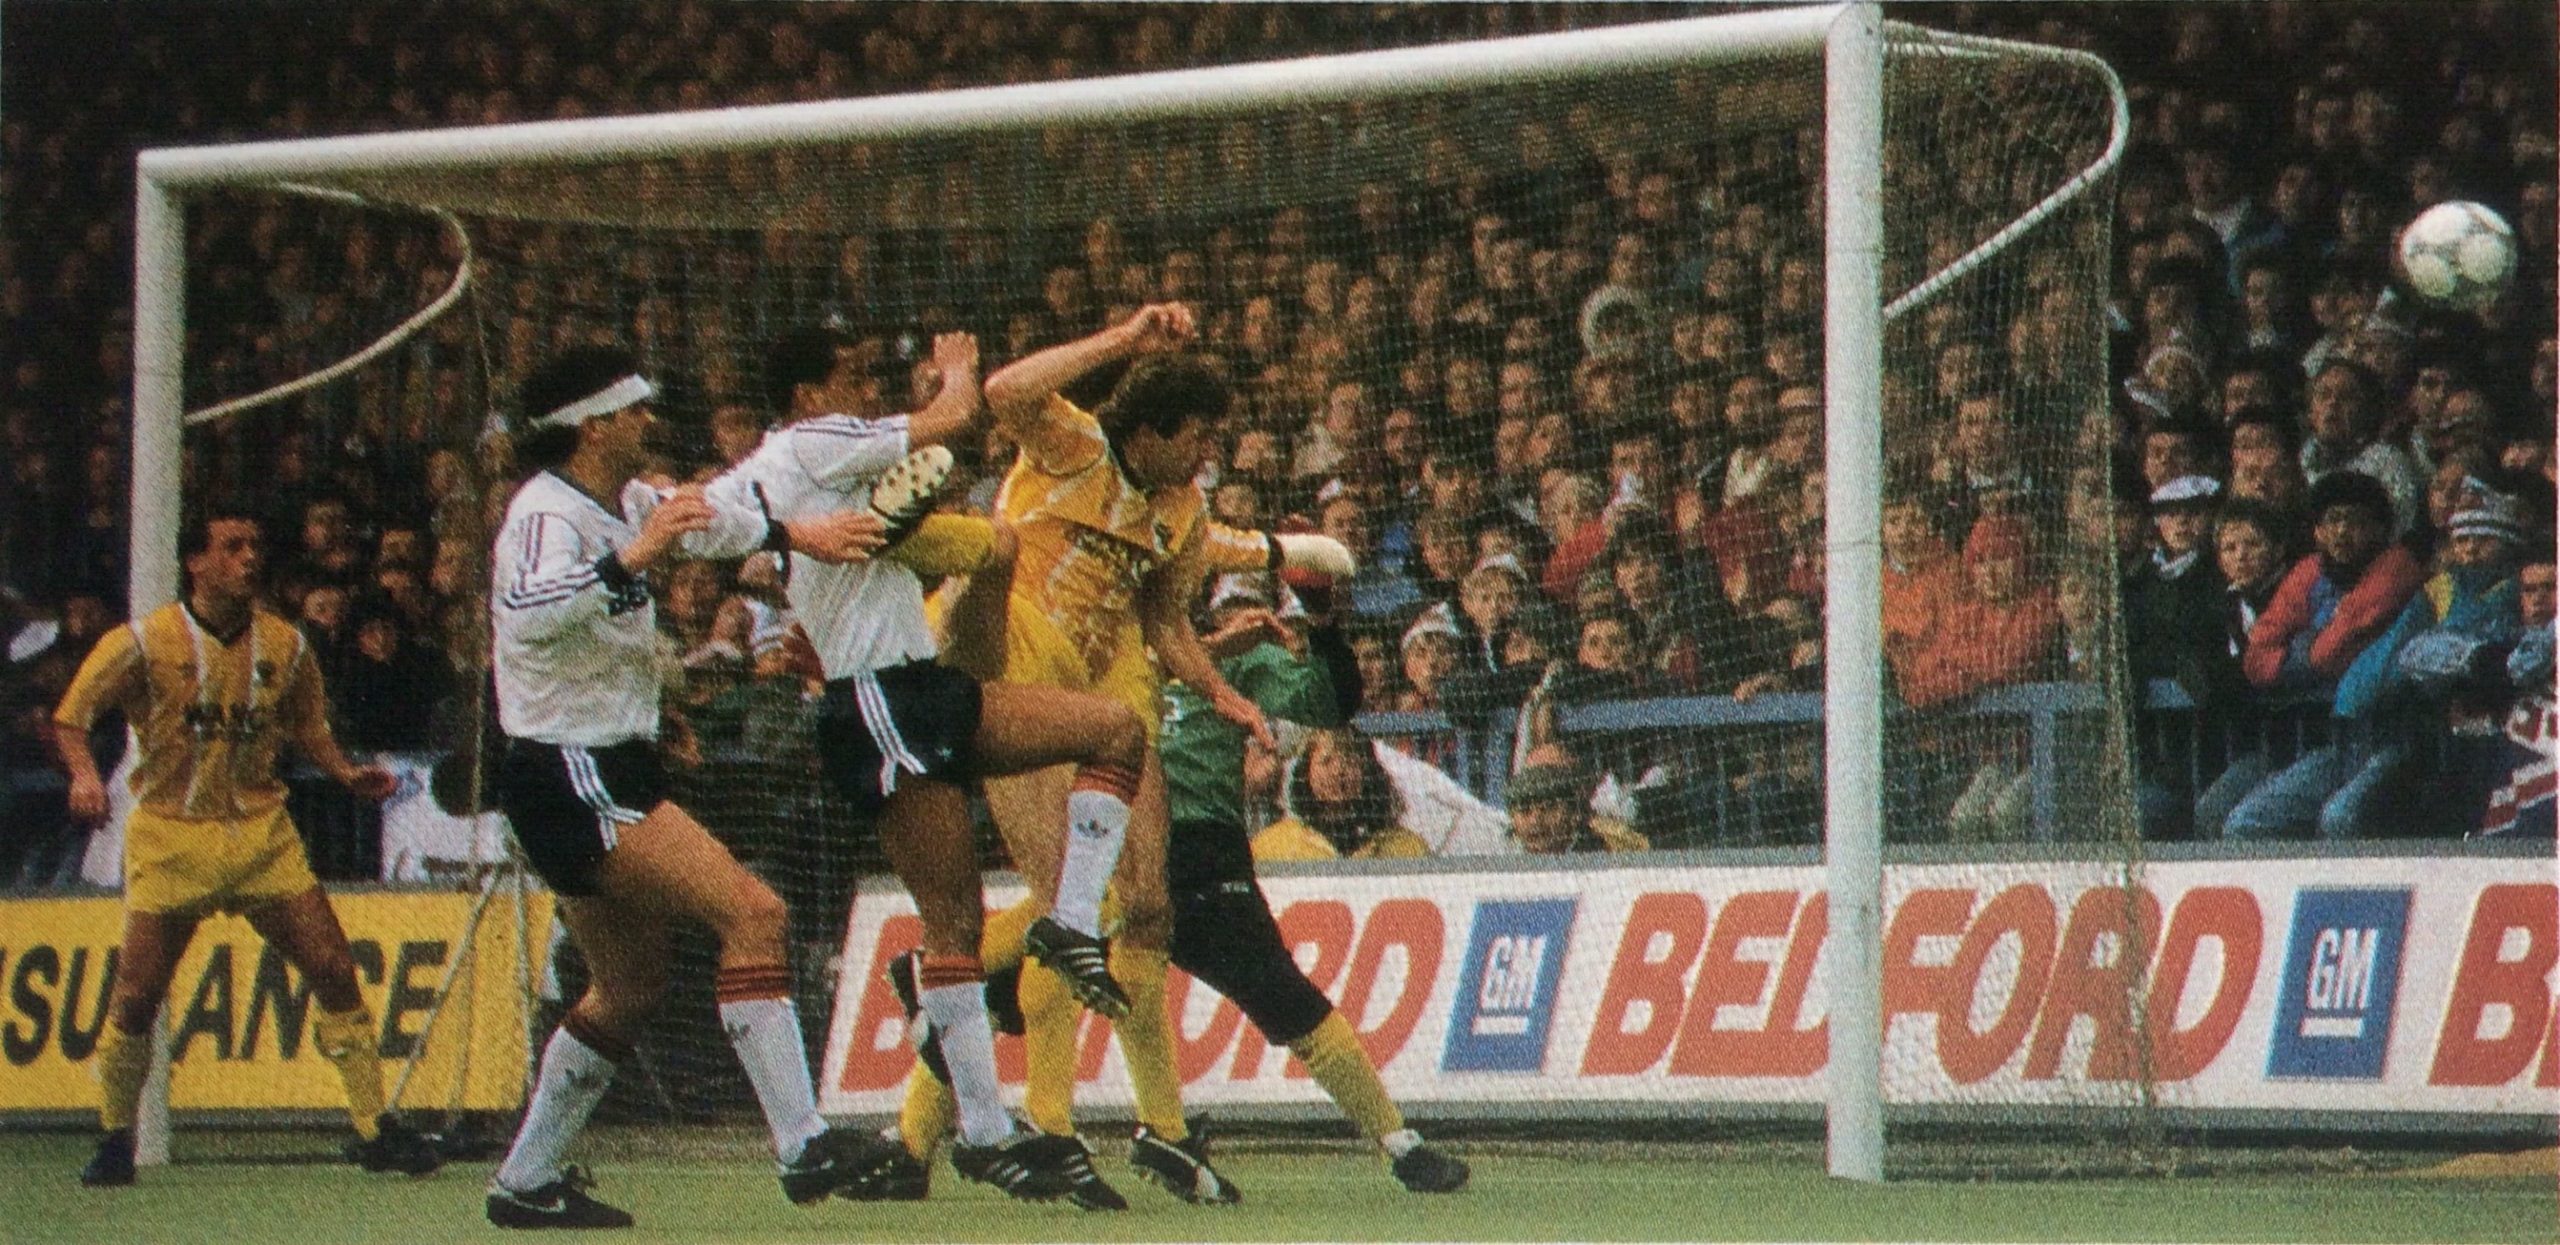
896, 1065, 956, 1160
1111, 945, 1187, 1141
313, 1006, 387, 1139
1290, 1012, 1404, 1143
979, 898, 1039, 975
95, 1021, 153, 1133
1015, 961, 1079, 1136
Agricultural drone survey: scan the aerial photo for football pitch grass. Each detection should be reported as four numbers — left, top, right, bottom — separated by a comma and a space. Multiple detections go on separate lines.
2, 1127, 2550, 1244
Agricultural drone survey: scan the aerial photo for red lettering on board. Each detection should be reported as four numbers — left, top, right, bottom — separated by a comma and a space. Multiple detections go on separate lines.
2026, 886, 2161, 1081
2145, 887, 2259, 1081
1670, 890, 1800, 1077
1328, 899, 1444, 1071
1937, 885, 2057, 1084
835, 914, 924, 1093
2430, 884, 2558, 1087
1580, 892, 1705, 1075
1882, 888, 1974, 1022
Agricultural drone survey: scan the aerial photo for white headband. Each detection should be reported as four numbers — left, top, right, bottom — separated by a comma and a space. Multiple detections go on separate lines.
535, 374, 655, 429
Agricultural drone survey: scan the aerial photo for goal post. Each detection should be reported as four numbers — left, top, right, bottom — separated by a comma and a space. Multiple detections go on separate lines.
130, 1, 2129, 1176
1822, 0, 1887, 1183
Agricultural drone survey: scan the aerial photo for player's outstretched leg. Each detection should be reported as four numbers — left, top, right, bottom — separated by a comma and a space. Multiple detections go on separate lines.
972, 684, 1152, 1018
604, 801, 892, 1204
1175, 883, 1469, 1194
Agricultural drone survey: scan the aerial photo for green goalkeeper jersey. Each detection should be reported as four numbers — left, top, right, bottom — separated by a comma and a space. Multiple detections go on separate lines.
1161, 636, 1344, 891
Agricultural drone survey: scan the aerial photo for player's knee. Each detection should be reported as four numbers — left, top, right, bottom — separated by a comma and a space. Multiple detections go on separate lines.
718, 880, 790, 952
1094, 706, 1147, 770
577, 987, 662, 1035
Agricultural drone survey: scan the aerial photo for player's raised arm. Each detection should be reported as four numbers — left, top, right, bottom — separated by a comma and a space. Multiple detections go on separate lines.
904, 331, 986, 450
984, 302, 1196, 432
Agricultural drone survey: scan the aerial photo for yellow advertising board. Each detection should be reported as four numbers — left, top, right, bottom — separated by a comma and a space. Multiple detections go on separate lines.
0, 888, 550, 1112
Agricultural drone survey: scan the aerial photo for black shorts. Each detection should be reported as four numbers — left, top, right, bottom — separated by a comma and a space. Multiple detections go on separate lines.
815, 659, 983, 816
496, 737, 667, 897
1169, 870, 1336, 1048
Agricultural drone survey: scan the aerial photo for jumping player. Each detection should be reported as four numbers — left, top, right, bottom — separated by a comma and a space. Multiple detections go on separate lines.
868, 302, 1357, 1208
699, 323, 1167, 1202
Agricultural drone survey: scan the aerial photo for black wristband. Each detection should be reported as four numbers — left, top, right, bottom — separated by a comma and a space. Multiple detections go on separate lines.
593, 551, 639, 592
1264, 532, 1285, 575
760, 518, 792, 555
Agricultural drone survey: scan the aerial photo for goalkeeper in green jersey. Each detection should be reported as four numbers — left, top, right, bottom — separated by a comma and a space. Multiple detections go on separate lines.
1154, 572, 1467, 1192
871, 562, 1468, 1199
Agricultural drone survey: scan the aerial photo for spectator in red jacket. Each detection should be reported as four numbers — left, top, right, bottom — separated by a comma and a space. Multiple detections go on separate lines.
2206, 471, 2429, 839
1895, 514, 2063, 842
1895, 515, 2061, 712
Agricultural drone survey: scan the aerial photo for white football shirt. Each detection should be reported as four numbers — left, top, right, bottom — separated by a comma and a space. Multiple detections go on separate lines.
701, 414, 939, 680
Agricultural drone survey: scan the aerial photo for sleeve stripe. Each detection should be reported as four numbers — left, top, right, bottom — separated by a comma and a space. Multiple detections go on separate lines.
501, 512, 604, 607
500, 570, 599, 609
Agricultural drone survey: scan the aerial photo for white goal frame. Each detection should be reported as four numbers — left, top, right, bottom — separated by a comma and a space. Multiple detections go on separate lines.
128, 2, 2125, 1182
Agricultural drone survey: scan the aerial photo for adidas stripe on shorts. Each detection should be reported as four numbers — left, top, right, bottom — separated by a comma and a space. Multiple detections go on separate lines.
814, 658, 984, 814
496, 737, 667, 896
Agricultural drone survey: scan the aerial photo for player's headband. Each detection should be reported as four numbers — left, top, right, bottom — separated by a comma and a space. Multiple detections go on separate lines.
534, 374, 655, 429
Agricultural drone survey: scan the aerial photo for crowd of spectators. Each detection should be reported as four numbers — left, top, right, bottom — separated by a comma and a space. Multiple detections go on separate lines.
3, 2, 2554, 896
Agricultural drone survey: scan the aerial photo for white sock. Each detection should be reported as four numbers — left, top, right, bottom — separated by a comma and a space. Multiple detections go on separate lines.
718, 995, 828, 1164
1052, 785, 1132, 936
495, 1028, 617, 1193
1381, 1127, 1423, 1158
918, 981, 1014, 1147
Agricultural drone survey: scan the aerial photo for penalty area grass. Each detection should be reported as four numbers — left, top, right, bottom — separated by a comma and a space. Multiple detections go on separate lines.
0, 1127, 2549, 1244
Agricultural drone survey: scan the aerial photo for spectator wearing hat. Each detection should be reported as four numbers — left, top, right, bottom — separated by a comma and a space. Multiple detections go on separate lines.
2127, 475, 2231, 837
2315, 489, 2532, 839
2211, 471, 2429, 839
1382, 605, 1465, 774
1505, 761, 1646, 854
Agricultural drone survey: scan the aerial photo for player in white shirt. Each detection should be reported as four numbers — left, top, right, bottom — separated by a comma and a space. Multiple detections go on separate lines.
703, 324, 1153, 1202
483, 345, 904, 1229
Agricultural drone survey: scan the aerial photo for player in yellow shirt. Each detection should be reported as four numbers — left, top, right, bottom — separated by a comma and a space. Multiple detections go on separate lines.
855, 304, 1290, 1208
52, 505, 441, 1187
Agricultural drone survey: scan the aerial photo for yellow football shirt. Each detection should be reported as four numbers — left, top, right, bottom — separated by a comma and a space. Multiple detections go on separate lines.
995, 394, 1209, 678
53, 603, 333, 822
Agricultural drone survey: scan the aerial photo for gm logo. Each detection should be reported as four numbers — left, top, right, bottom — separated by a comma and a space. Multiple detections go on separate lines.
1442, 898, 1576, 1073
2267, 888, 2411, 1080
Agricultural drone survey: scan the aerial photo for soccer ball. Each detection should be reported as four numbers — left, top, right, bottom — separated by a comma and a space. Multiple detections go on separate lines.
2394, 200, 2517, 312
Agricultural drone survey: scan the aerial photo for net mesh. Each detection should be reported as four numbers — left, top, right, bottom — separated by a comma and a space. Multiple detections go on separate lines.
169, 20, 2135, 1156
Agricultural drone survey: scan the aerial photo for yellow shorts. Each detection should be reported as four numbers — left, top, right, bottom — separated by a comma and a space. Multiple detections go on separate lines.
123, 805, 321, 917
1002, 603, 1161, 742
